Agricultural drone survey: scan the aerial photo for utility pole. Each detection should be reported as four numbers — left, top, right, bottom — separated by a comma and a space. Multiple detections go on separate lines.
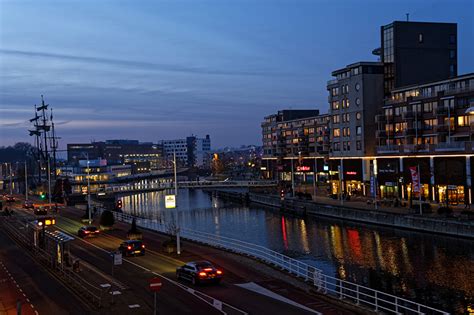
86, 153, 91, 224
25, 161, 28, 201
9, 163, 12, 195
173, 150, 181, 255
291, 158, 295, 197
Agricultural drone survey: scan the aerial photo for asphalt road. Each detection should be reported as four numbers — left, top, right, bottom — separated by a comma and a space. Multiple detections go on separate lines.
9, 196, 354, 315
0, 227, 88, 315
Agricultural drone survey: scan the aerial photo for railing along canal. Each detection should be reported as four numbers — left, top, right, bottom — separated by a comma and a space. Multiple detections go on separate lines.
101, 209, 450, 315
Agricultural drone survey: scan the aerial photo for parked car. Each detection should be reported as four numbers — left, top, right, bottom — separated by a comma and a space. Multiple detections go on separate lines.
6, 196, 15, 203
176, 261, 223, 285
78, 226, 100, 238
34, 207, 48, 215
23, 201, 35, 209
118, 240, 145, 256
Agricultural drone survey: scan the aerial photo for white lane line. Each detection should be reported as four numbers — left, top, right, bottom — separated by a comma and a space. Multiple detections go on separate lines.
235, 282, 322, 315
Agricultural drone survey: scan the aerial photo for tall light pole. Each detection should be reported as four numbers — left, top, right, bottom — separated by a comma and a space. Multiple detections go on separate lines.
86, 153, 91, 224
25, 161, 28, 201
9, 163, 12, 195
173, 150, 181, 255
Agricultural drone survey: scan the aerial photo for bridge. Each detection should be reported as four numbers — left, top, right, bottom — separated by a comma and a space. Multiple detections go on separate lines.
74, 180, 277, 197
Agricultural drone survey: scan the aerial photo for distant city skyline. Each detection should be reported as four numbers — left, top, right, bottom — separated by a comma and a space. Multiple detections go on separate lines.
1, 0, 473, 148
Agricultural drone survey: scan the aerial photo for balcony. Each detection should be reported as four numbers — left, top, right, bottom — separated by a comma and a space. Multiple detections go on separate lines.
402, 111, 414, 119
403, 128, 416, 136
436, 107, 448, 115
435, 124, 448, 133
376, 145, 401, 154
327, 78, 338, 86
403, 144, 429, 153
434, 142, 466, 152
375, 114, 386, 123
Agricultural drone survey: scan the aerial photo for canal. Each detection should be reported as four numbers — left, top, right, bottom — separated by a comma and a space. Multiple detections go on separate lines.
119, 188, 474, 314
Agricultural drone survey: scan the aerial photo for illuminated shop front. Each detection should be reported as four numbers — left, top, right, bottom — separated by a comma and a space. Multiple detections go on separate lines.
329, 159, 363, 196
434, 157, 466, 205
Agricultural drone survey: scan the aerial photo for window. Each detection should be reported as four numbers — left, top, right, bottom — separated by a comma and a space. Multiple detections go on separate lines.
356, 112, 361, 120
342, 99, 346, 108
450, 64, 455, 76
332, 115, 340, 124
333, 128, 340, 137
385, 108, 394, 117
332, 101, 340, 110
343, 141, 347, 151
449, 34, 456, 44
347, 141, 351, 151
450, 50, 456, 59
333, 142, 340, 151
346, 99, 350, 108
355, 83, 360, 91
444, 117, 455, 130
418, 33, 423, 43
423, 102, 433, 113
346, 85, 349, 93
331, 87, 339, 96
356, 126, 362, 135
355, 98, 360, 106
458, 116, 469, 127
423, 119, 437, 130
356, 141, 361, 150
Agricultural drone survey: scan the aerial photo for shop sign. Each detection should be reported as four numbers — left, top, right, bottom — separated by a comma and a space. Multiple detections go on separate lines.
447, 185, 458, 190
260, 167, 267, 171
346, 171, 357, 175
165, 195, 176, 209
385, 182, 395, 187
323, 165, 329, 171
370, 176, 375, 196
296, 166, 310, 172
409, 166, 421, 193
379, 169, 396, 174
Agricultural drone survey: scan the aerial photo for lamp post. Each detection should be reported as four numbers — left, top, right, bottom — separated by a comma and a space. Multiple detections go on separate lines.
87, 155, 91, 224
172, 150, 181, 255
25, 161, 28, 201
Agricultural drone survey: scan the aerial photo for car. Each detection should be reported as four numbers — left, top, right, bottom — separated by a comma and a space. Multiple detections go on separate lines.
6, 196, 15, 203
176, 261, 223, 285
118, 240, 145, 256
23, 201, 35, 209
34, 207, 48, 215
78, 226, 100, 238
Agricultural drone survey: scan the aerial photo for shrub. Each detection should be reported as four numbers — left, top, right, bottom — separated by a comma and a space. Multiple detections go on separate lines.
100, 210, 115, 227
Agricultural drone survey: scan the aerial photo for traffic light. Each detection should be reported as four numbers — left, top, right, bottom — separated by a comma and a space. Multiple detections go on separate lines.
39, 192, 46, 200
280, 189, 285, 201
116, 199, 122, 210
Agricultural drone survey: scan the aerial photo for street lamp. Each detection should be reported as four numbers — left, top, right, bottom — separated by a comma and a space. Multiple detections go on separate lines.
171, 150, 181, 255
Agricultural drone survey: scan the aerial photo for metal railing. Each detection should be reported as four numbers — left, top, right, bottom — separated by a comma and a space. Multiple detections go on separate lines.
102, 210, 450, 315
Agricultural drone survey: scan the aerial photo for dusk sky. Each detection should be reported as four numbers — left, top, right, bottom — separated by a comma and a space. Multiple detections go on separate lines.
1, 0, 473, 149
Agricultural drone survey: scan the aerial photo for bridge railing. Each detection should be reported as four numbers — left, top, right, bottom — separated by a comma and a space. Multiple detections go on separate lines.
102, 209, 449, 315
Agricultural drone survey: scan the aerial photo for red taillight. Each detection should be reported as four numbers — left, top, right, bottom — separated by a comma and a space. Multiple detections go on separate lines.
198, 272, 207, 277
127, 246, 132, 250
142, 244, 145, 248
84, 231, 90, 234
216, 270, 223, 275
96, 230, 100, 233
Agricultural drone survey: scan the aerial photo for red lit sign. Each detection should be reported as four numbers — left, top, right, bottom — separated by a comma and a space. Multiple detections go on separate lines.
346, 171, 357, 175
296, 166, 310, 172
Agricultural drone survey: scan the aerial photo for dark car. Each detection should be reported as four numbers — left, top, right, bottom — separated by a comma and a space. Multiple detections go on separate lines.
34, 207, 48, 215
118, 240, 145, 256
176, 261, 223, 285
23, 201, 35, 209
6, 196, 15, 203
78, 226, 100, 238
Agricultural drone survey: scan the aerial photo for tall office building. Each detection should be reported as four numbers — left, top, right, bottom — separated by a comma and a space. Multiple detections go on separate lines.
377, 21, 457, 95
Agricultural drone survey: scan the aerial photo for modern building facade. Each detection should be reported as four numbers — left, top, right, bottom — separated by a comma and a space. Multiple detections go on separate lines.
160, 135, 211, 168
377, 21, 457, 96
375, 73, 474, 203
67, 140, 163, 174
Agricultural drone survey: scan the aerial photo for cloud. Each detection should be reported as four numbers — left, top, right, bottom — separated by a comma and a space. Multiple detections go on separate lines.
0, 49, 299, 77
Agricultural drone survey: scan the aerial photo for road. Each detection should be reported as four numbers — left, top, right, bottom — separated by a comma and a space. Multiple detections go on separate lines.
8, 196, 355, 315
0, 227, 88, 315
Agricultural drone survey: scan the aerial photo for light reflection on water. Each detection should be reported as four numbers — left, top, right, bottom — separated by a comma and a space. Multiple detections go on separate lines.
120, 189, 474, 314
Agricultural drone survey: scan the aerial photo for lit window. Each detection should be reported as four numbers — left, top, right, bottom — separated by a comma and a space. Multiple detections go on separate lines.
418, 33, 423, 43
333, 128, 340, 137
356, 126, 362, 135
356, 112, 361, 120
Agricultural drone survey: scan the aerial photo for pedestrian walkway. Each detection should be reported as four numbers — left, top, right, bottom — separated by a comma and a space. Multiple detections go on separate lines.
0, 261, 37, 315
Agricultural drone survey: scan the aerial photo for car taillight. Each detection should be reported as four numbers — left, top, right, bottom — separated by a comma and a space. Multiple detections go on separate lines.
203, 268, 213, 272
198, 272, 207, 277
95, 230, 99, 233
142, 244, 145, 248
216, 270, 223, 275
127, 246, 132, 250
84, 231, 90, 234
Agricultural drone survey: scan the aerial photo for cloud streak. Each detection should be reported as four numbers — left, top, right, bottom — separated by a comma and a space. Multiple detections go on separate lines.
0, 49, 305, 77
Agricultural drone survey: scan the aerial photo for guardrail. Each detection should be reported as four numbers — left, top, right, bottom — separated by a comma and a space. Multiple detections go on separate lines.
102, 210, 449, 315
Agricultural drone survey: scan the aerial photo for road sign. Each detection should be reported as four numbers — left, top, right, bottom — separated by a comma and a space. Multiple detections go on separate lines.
149, 277, 162, 292
113, 253, 122, 265
165, 195, 176, 209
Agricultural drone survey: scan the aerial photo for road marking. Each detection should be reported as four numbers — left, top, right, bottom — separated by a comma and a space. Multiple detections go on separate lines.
235, 282, 322, 315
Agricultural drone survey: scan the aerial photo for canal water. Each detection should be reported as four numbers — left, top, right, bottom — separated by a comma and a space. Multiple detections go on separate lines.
119, 188, 474, 314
